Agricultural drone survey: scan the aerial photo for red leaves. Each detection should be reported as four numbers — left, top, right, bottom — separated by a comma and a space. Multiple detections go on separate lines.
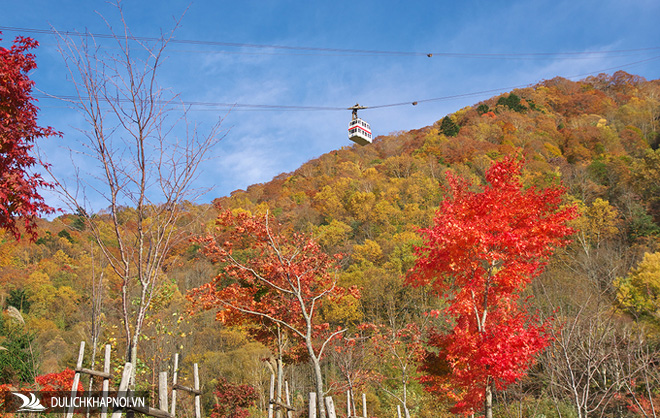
188, 209, 354, 357
409, 158, 576, 296
35, 368, 82, 392
410, 158, 576, 415
210, 378, 258, 418
0, 34, 59, 240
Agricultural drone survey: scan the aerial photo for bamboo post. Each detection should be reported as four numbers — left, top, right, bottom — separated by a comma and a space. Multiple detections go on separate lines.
308, 393, 317, 418
285, 381, 293, 418
159, 372, 168, 413
325, 396, 337, 418
67, 341, 85, 418
268, 374, 275, 418
101, 344, 111, 418
361, 393, 367, 418
397, 405, 402, 418
193, 363, 201, 418
171, 353, 179, 416
346, 391, 351, 418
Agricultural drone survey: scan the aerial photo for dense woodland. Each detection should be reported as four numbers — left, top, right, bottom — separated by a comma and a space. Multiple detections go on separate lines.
1, 71, 660, 418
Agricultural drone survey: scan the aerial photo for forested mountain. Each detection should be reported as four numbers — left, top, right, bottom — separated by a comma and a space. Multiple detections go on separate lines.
1, 71, 660, 417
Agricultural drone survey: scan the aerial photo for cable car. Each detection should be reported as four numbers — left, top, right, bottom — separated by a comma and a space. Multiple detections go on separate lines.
348, 104, 372, 146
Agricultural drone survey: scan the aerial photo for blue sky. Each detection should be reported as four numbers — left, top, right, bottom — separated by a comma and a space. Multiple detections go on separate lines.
1, 0, 659, 213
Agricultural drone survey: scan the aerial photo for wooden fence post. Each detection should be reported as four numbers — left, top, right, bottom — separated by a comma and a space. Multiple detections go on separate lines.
308, 393, 317, 418
101, 344, 111, 418
285, 381, 293, 418
111, 363, 133, 418
169, 359, 202, 418
159, 372, 168, 413
66, 341, 85, 418
362, 393, 367, 418
63, 346, 204, 418
193, 363, 201, 418
325, 396, 337, 418
170, 353, 179, 417
268, 374, 275, 418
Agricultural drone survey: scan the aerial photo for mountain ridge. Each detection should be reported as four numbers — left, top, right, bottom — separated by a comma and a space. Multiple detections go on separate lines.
2, 71, 659, 418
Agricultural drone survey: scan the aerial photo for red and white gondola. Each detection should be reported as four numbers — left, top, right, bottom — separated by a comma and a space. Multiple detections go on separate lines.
348, 104, 372, 146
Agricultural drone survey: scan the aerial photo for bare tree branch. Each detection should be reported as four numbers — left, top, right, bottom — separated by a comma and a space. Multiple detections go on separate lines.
43, 1, 226, 374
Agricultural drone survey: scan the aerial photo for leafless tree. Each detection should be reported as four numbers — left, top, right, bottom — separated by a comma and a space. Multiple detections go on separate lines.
44, 2, 225, 377
544, 304, 623, 418
85, 243, 106, 390
536, 270, 636, 418
614, 327, 660, 418
328, 333, 378, 417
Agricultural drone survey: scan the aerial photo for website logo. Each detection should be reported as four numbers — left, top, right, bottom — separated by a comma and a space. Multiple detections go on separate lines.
13, 392, 47, 412
3, 391, 149, 414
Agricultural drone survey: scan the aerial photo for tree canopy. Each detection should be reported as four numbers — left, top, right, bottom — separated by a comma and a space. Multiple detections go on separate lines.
0, 35, 58, 240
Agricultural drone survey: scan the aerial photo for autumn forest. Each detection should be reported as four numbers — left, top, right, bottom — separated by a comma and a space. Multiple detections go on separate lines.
2, 29, 660, 418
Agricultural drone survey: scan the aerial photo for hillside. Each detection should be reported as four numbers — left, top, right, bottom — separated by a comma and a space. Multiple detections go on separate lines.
1, 71, 660, 417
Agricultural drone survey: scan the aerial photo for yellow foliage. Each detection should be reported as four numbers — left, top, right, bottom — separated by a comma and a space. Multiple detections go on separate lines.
392, 231, 419, 245
363, 167, 379, 179
543, 142, 562, 157
254, 202, 271, 216
321, 295, 363, 325
352, 239, 383, 264
0, 240, 16, 267
314, 180, 351, 219
372, 200, 399, 226
52, 286, 81, 317
27, 317, 59, 332
53, 249, 73, 266
383, 185, 401, 204
347, 191, 376, 222
452, 106, 472, 124
471, 121, 502, 144
572, 198, 620, 245
403, 203, 427, 225
337, 161, 362, 178
26, 271, 51, 290
616, 252, 660, 320
230, 207, 252, 217
315, 220, 352, 249
291, 191, 307, 205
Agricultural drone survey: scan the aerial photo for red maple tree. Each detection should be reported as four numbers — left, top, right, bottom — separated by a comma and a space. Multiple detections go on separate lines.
0, 34, 58, 240
408, 158, 576, 417
188, 209, 359, 418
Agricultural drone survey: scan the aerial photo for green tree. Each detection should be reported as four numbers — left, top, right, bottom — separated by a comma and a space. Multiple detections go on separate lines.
497, 93, 527, 113
440, 116, 460, 137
